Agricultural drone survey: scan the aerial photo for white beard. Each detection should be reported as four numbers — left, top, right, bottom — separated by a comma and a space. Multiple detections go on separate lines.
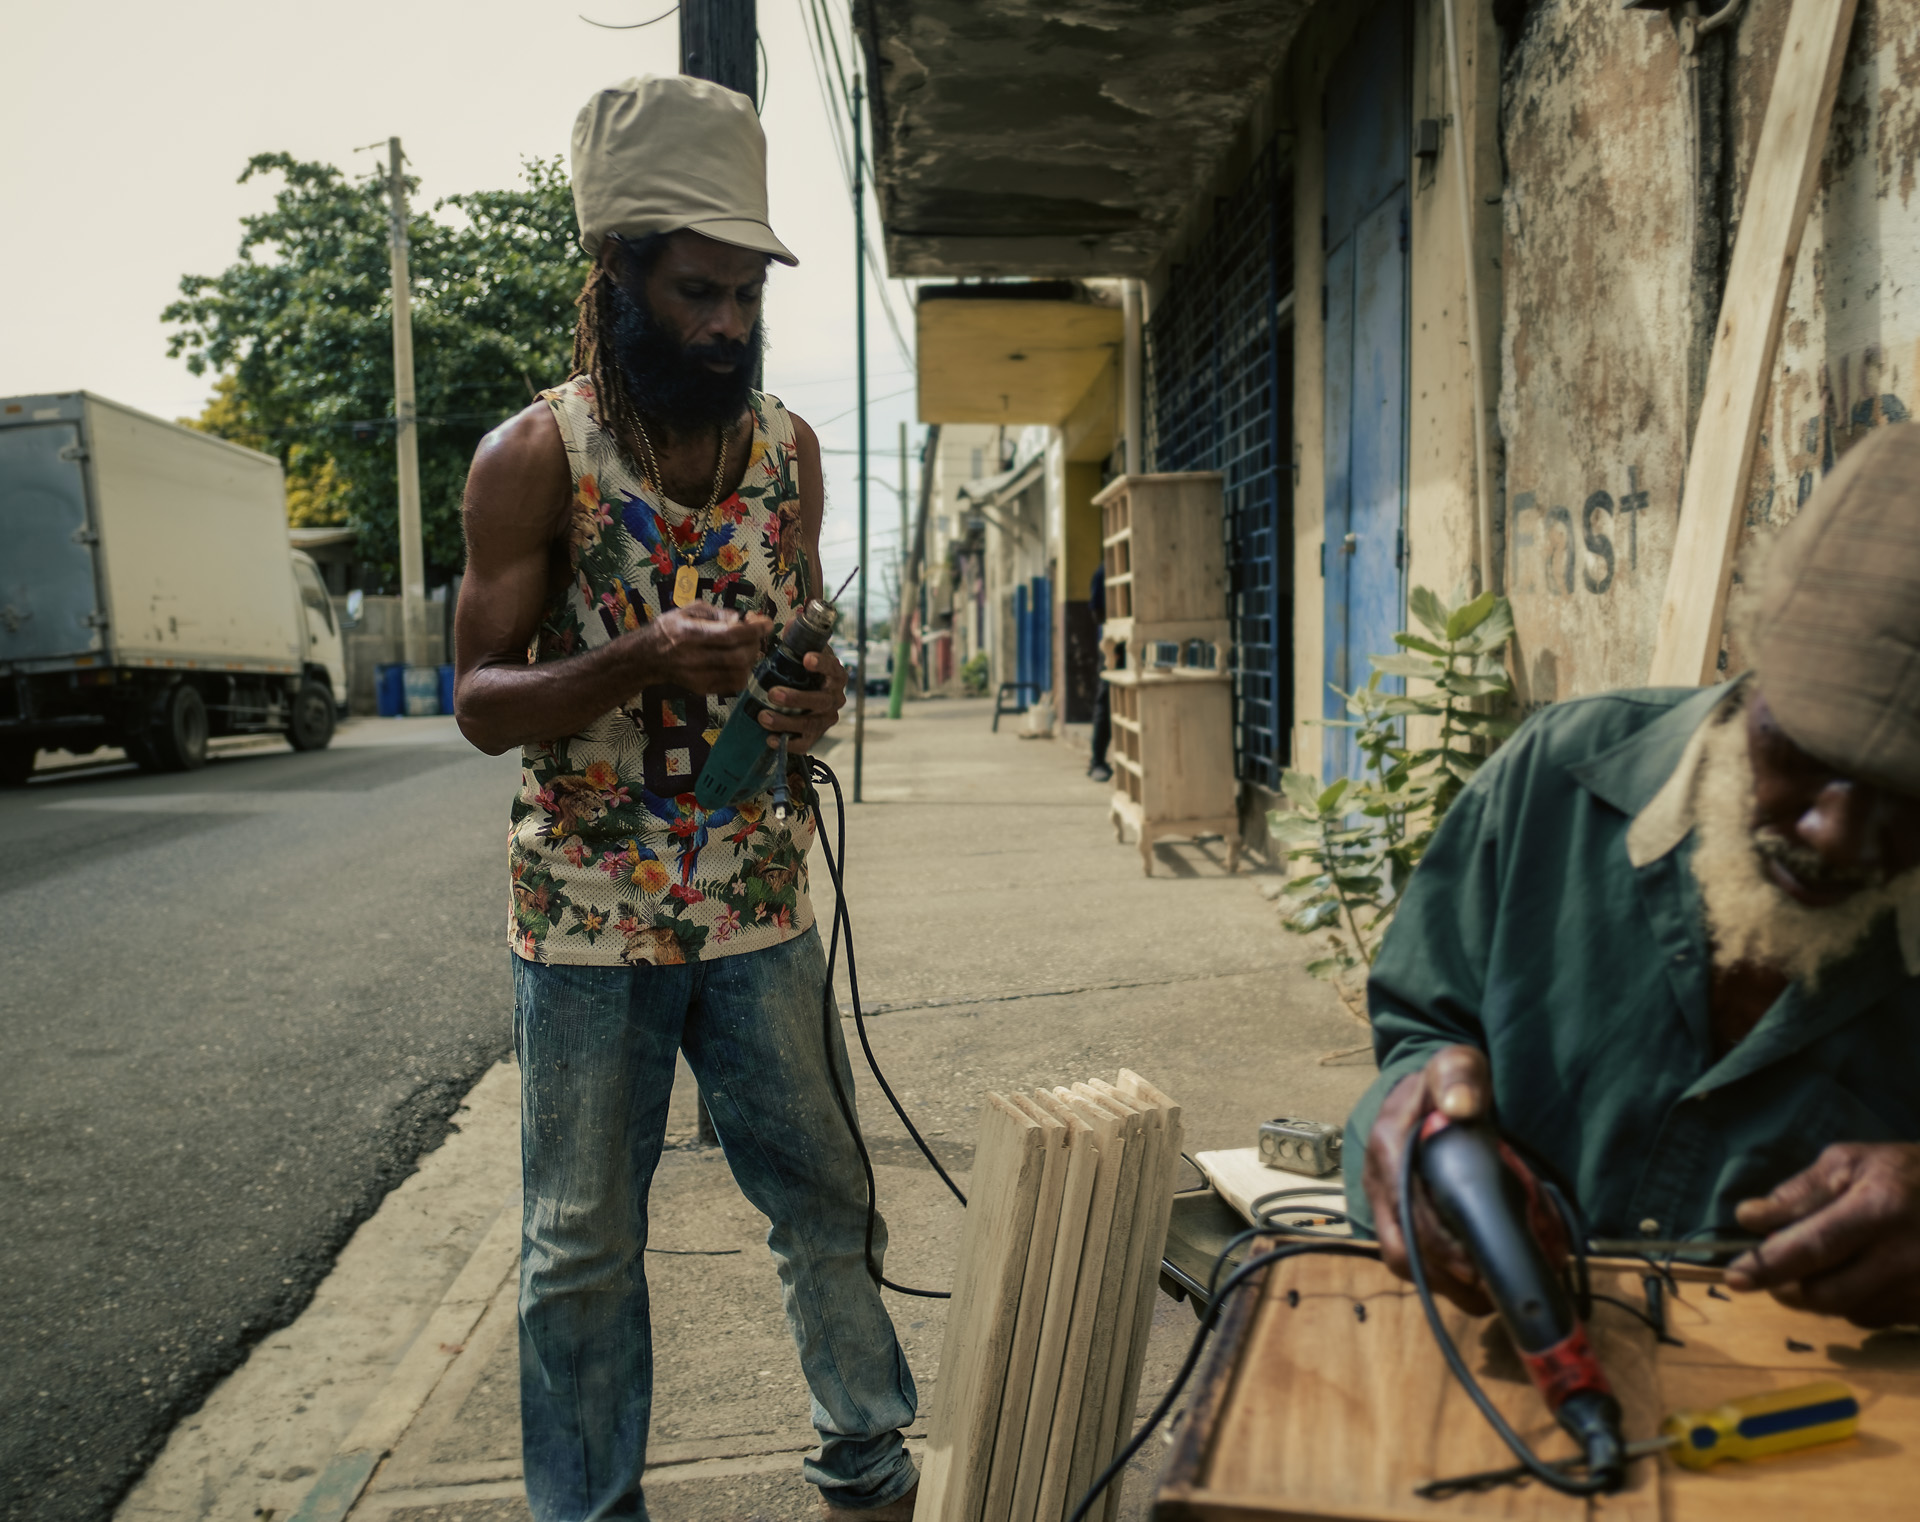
1690, 710, 1920, 986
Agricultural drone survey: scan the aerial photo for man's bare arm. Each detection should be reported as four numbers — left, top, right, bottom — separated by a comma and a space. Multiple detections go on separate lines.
452, 403, 769, 756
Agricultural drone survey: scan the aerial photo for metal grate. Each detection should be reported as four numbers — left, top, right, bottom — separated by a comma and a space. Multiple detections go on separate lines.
1145, 145, 1293, 789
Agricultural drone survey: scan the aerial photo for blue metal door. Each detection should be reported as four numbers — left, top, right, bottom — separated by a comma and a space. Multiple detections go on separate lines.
1322, 1, 1409, 781
1030, 574, 1051, 694
1013, 582, 1030, 689
0, 423, 100, 663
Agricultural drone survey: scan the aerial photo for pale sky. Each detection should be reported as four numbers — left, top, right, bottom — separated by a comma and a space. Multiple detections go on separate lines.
0, 0, 918, 608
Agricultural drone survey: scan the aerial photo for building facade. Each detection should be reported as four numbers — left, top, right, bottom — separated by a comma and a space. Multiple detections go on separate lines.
868, 0, 1919, 851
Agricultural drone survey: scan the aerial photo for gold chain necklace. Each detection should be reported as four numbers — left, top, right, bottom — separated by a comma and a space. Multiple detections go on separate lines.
633, 416, 732, 607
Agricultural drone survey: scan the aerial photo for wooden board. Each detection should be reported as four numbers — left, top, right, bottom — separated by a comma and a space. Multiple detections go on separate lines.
1645, 0, 1860, 686
1065, 1086, 1148, 1512
981, 1095, 1070, 1522
1035, 1090, 1129, 1522
1086, 1077, 1166, 1515
921, 1094, 1048, 1522
1159, 1252, 1659, 1522
1157, 1251, 1920, 1522
1654, 1272, 1920, 1522
1194, 1146, 1347, 1231
1104, 1071, 1187, 1522
1011, 1099, 1100, 1522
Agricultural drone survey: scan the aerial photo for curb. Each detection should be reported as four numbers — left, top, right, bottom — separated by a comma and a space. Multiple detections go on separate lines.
288, 1199, 520, 1522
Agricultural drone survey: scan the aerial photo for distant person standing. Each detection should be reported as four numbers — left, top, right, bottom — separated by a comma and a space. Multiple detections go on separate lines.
1088, 562, 1114, 782
451, 77, 918, 1522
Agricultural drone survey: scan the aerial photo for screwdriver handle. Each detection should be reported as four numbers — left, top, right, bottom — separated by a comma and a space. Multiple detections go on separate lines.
1661, 1379, 1859, 1470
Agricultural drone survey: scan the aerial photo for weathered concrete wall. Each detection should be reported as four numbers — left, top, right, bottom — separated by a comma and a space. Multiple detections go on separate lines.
1731, 0, 1920, 635
1405, 0, 1503, 650
1497, 0, 1694, 706
1499, 0, 1919, 700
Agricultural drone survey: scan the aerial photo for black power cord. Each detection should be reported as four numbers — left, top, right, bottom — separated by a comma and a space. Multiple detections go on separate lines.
806, 757, 964, 1300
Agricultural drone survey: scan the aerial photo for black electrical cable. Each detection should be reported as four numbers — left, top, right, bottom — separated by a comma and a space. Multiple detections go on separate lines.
1396, 1126, 1617, 1498
1250, 1185, 1357, 1240
1064, 1238, 1384, 1522
806, 757, 963, 1300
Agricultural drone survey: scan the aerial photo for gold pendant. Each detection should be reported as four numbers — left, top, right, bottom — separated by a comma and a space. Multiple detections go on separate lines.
673, 565, 699, 607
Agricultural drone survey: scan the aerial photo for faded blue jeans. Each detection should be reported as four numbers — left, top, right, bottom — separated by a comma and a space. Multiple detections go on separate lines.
512, 927, 919, 1521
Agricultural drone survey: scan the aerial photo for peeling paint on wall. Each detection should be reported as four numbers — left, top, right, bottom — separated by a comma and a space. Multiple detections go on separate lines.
1499, 0, 1915, 702
1739, 3, 1920, 528
1497, 0, 1692, 705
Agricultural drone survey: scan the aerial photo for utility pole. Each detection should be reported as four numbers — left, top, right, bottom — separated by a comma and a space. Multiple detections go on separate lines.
385, 138, 429, 677
679, 0, 757, 96
852, 74, 869, 803
677, 0, 760, 1156
887, 421, 910, 719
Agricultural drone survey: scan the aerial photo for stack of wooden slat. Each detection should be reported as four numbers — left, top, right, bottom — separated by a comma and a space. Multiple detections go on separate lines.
919, 1070, 1184, 1522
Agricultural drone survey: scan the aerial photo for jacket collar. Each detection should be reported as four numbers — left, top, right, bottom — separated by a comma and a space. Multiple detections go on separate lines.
1565, 680, 1744, 825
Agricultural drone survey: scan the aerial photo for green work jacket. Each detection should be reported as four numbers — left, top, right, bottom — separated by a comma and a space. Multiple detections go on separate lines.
1344, 682, 1920, 1240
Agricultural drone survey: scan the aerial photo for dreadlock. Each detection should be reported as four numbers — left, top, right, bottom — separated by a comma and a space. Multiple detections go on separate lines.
571, 238, 663, 487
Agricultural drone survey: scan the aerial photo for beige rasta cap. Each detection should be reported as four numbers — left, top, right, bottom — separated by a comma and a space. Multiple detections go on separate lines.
1752, 423, 1920, 797
570, 75, 796, 266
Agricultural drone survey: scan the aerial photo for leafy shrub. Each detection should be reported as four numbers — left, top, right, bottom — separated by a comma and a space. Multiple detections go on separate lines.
1267, 587, 1516, 1020
961, 652, 990, 697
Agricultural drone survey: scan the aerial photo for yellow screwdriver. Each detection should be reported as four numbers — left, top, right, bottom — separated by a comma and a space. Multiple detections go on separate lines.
1416, 1380, 1860, 1497
1661, 1378, 1860, 1470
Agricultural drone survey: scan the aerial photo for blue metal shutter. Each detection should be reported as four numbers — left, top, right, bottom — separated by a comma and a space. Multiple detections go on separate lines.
1144, 144, 1292, 789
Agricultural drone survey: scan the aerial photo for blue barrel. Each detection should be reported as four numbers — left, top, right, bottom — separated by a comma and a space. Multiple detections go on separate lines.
375, 662, 407, 717
402, 666, 440, 717
437, 664, 455, 717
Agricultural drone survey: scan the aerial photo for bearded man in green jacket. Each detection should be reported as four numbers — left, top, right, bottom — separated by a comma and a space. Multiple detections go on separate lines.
1350, 424, 1920, 1331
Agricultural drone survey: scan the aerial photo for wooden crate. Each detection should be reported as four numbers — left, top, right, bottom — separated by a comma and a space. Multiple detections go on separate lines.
1156, 1250, 1920, 1522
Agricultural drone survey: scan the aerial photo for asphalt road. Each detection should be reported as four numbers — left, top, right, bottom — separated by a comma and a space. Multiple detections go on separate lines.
0, 720, 521, 1522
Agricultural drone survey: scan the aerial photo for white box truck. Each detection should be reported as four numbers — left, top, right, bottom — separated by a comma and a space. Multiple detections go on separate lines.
0, 391, 348, 784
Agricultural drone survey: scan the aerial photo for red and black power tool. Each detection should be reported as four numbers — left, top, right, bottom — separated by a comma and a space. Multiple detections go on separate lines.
1416, 1112, 1627, 1488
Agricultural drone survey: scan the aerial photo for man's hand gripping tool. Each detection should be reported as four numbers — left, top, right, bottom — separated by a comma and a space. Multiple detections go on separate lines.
693, 588, 844, 819
1416, 1112, 1628, 1488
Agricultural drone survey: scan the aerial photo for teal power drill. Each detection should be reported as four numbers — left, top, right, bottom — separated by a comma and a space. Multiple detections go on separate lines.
694, 578, 849, 819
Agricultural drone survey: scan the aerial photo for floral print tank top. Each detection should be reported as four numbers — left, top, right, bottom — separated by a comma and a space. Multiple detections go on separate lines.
507, 376, 816, 966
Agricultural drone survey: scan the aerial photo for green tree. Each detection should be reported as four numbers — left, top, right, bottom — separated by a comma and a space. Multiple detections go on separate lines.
165, 153, 587, 587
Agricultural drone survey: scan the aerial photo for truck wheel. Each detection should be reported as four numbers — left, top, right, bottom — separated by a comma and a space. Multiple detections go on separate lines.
288, 680, 335, 751
0, 742, 36, 787
148, 685, 210, 772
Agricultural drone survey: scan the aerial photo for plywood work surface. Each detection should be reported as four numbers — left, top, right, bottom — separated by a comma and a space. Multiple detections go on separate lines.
1157, 1252, 1920, 1522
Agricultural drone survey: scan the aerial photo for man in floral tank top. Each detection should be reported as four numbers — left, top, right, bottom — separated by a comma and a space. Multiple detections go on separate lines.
452, 77, 918, 1521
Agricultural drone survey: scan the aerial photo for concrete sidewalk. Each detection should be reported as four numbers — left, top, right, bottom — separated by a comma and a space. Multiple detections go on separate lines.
121, 699, 1372, 1522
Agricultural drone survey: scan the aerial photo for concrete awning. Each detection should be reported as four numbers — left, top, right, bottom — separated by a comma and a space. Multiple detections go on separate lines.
917, 287, 1122, 425
858, 0, 1311, 278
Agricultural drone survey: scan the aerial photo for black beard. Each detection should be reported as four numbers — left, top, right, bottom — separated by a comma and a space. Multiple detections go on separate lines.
606, 277, 762, 432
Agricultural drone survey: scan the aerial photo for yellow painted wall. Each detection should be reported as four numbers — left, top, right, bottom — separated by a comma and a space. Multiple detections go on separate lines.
1063, 461, 1104, 598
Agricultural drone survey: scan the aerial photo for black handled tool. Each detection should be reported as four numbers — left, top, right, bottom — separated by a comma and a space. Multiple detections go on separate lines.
1417, 1113, 1627, 1489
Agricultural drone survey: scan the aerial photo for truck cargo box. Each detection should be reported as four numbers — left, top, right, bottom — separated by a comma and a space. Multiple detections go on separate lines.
1, 392, 344, 781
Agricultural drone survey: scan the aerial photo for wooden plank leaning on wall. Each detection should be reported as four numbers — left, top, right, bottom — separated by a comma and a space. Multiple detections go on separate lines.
1647, 0, 1860, 686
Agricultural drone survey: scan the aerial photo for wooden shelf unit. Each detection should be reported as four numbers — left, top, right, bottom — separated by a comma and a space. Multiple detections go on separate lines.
1094, 473, 1237, 876
1098, 471, 1225, 626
